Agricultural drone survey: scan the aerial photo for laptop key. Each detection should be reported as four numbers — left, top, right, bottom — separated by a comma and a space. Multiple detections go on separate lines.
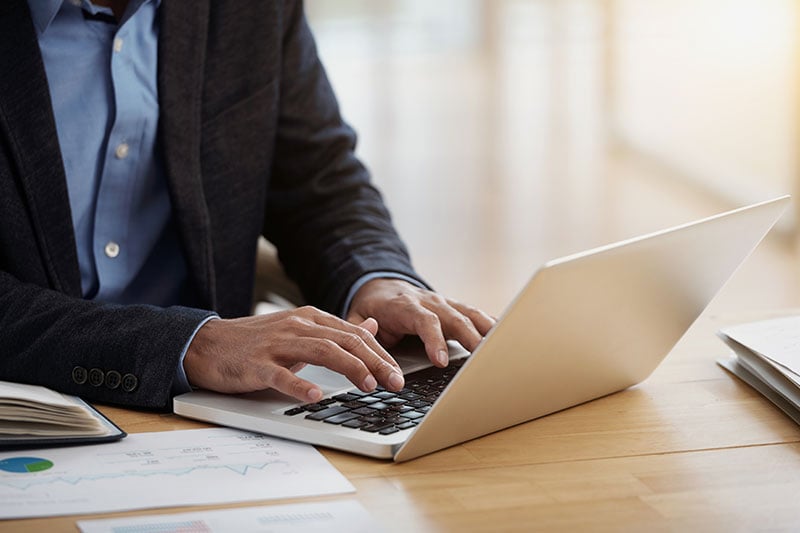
293, 357, 468, 432
379, 427, 400, 435
342, 419, 368, 429
323, 412, 361, 425
356, 396, 381, 404
361, 422, 395, 433
305, 405, 351, 421
384, 398, 407, 405
333, 393, 360, 402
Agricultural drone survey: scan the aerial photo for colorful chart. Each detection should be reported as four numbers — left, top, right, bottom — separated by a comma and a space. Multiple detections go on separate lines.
0, 457, 54, 474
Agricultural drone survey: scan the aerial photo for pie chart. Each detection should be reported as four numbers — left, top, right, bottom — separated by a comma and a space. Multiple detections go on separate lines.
0, 457, 54, 473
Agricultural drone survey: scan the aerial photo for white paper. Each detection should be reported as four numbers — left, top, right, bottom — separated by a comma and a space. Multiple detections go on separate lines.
721, 316, 800, 377
0, 380, 80, 408
77, 500, 381, 533
0, 428, 354, 519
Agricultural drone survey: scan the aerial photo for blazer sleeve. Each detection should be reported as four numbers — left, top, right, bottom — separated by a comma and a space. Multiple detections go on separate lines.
262, 0, 428, 313
0, 271, 213, 410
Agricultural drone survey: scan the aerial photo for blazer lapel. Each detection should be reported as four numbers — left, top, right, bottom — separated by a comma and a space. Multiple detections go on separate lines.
158, 0, 217, 310
0, 0, 82, 297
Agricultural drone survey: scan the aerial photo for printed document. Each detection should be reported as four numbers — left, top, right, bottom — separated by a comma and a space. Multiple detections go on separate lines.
77, 500, 380, 533
0, 427, 354, 519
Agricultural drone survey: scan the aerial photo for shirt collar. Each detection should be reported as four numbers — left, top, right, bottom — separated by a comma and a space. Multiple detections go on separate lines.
27, 0, 162, 34
27, 0, 65, 35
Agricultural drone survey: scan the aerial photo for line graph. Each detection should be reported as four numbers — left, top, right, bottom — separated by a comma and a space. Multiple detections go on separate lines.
0, 459, 291, 490
0, 428, 354, 519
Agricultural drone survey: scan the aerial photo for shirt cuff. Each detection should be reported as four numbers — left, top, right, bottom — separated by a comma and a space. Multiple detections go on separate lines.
340, 271, 427, 318
172, 314, 220, 395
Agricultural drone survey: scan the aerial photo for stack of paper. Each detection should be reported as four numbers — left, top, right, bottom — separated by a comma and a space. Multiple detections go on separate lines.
717, 315, 800, 424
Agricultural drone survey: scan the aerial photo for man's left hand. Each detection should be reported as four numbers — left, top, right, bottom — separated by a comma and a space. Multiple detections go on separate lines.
347, 279, 495, 367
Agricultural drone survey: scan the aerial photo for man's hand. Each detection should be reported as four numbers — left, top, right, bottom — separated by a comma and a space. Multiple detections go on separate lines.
347, 279, 495, 367
184, 307, 405, 403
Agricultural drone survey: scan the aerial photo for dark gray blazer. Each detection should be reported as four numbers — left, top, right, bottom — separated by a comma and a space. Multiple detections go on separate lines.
0, 1, 422, 409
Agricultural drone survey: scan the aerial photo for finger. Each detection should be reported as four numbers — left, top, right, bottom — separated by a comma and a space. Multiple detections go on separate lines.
354, 314, 402, 348
425, 301, 483, 352
276, 331, 403, 392
265, 365, 323, 403
308, 311, 402, 371
277, 336, 377, 391
360, 317, 405, 349
288, 362, 307, 373
359, 317, 379, 337
325, 325, 404, 391
376, 328, 404, 348
396, 307, 449, 367
449, 300, 496, 336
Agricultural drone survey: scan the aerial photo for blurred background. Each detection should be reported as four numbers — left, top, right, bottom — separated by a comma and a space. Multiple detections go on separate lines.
305, 0, 800, 316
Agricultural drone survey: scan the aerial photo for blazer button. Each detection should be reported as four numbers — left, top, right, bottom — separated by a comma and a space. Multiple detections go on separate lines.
88, 368, 105, 387
105, 370, 121, 390
121, 373, 138, 392
72, 366, 88, 385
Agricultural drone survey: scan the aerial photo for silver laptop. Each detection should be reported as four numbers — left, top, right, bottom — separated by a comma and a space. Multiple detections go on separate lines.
174, 196, 790, 461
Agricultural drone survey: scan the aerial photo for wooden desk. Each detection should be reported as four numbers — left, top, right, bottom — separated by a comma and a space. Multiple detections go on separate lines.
4, 315, 800, 532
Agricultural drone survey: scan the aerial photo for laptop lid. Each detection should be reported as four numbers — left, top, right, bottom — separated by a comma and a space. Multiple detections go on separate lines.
174, 196, 789, 462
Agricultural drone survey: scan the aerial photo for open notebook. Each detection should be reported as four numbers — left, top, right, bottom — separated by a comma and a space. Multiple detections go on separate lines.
175, 196, 790, 461
0, 381, 125, 448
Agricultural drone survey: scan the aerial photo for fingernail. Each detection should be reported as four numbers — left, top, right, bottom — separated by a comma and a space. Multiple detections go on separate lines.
362, 375, 378, 391
437, 350, 449, 366
307, 388, 322, 402
388, 371, 404, 390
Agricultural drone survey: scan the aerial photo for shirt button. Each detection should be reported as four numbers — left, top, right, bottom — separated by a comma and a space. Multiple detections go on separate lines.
113, 37, 124, 53
115, 142, 129, 159
104, 241, 120, 258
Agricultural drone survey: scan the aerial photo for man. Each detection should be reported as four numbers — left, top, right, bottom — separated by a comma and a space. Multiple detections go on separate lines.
0, 0, 493, 410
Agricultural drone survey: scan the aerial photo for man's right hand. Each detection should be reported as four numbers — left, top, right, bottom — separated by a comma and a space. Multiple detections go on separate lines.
184, 306, 405, 403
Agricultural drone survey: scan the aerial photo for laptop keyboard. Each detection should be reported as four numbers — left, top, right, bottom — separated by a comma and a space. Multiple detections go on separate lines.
283, 358, 467, 436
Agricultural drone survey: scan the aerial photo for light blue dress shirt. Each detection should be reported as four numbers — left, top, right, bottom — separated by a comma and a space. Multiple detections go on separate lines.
31, 0, 206, 393
30, 0, 422, 394
31, 0, 189, 306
